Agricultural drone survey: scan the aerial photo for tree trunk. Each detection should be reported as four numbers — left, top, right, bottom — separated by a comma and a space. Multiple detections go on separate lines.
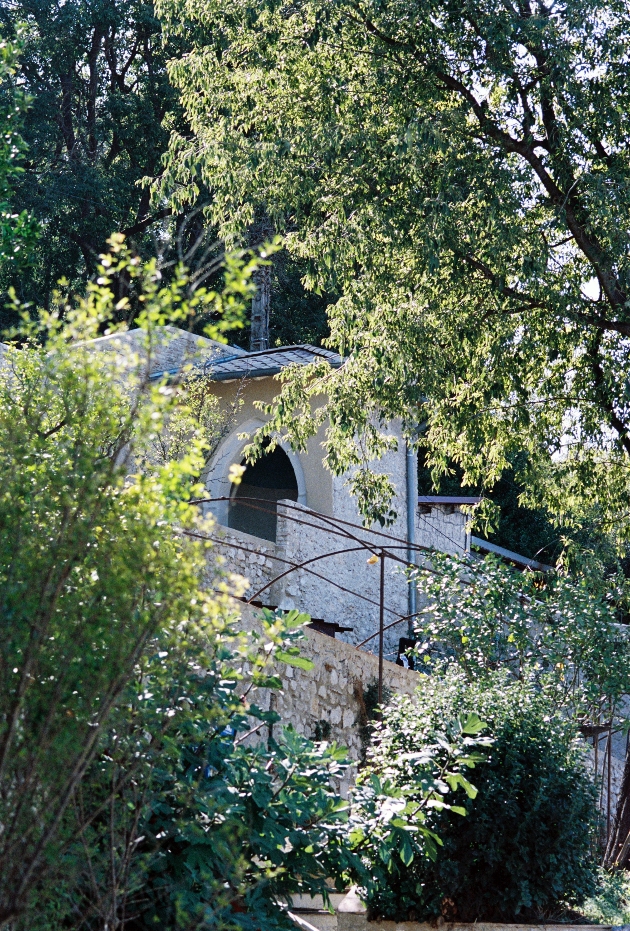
605, 744, 630, 867
250, 262, 271, 351
248, 217, 274, 352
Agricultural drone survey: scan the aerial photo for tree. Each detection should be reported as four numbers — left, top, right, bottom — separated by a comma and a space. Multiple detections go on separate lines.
0, 4, 334, 346
417, 450, 630, 595
411, 551, 630, 866
0, 236, 399, 931
0, 0, 185, 317
21, 606, 359, 931
155, 0, 630, 542
0, 32, 38, 273
412, 552, 630, 726
0, 235, 259, 926
360, 672, 598, 922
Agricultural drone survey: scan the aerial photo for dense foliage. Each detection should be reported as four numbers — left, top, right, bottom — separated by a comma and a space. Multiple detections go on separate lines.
1, 3, 626, 922
0, 5, 333, 344
348, 707, 491, 886
21, 603, 360, 931
361, 671, 599, 922
0, 0, 182, 317
14, 594, 494, 931
0, 34, 38, 272
412, 552, 630, 728
154, 0, 630, 544
0, 236, 259, 925
417, 451, 620, 569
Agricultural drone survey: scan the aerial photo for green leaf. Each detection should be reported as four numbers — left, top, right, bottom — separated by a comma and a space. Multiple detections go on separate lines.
399, 833, 415, 867
252, 674, 283, 689
460, 713, 487, 735
275, 650, 315, 671
283, 610, 312, 629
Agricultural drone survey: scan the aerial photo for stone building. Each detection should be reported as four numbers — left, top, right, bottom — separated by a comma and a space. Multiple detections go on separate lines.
97, 325, 477, 658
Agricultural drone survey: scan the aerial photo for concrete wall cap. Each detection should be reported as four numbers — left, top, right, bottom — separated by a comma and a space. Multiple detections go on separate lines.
337, 918, 614, 931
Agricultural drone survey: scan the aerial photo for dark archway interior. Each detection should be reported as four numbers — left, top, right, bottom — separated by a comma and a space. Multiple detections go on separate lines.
228, 445, 299, 542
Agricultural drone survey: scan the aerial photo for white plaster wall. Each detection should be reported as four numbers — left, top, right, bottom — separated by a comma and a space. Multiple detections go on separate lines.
203, 394, 471, 657
203, 379, 335, 516
331, 428, 407, 541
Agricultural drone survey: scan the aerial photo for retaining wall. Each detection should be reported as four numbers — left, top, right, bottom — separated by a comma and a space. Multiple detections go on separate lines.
239, 602, 419, 789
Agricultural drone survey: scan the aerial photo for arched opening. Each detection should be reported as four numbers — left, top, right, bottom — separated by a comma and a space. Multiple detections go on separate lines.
228, 445, 299, 542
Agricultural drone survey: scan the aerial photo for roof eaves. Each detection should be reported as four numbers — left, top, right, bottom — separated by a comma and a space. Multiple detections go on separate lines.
210, 365, 285, 381
470, 535, 554, 572
148, 344, 341, 383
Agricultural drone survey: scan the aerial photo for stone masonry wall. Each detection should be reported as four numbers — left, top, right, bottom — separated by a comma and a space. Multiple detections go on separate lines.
239, 603, 419, 789
210, 524, 282, 602
275, 501, 410, 658
275, 625, 419, 758
416, 505, 468, 554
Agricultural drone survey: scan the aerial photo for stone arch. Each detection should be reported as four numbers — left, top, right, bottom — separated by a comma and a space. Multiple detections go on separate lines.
203, 419, 307, 532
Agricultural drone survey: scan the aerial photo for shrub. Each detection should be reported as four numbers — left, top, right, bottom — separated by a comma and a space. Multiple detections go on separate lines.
19, 606, 361, 931
361, 669, 599, 922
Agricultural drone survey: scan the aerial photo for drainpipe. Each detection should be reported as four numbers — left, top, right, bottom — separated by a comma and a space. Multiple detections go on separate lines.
406, 439, 418, 638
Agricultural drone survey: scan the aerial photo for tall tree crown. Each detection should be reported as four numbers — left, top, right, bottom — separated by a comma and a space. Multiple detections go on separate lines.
156, 0, 630, 540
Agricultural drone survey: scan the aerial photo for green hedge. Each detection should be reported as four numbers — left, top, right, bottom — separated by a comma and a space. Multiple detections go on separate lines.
362, 670, 599, 922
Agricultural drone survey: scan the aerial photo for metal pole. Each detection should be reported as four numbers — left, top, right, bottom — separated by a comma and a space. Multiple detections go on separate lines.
378, 549, 385, 706
406, 440, 418, 638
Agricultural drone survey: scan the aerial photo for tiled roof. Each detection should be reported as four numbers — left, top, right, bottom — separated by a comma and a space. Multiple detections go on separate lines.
198, 344, 342, 382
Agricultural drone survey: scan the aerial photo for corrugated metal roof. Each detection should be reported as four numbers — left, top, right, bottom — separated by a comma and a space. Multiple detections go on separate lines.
417, 496, 482, 505
199, 344, 342, 381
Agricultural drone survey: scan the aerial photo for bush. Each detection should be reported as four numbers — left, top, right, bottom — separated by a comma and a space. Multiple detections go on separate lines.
361, 669, 599, 923
581, 868, 630, 925
19, 605, 361, 931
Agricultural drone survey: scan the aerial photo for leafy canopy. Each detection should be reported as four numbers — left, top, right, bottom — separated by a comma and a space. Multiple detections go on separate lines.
0, 32, 38, 272
156, 0, 630, 540
0, 0, 184, 314
412, 552, 630, 729
22, 601, 361, 931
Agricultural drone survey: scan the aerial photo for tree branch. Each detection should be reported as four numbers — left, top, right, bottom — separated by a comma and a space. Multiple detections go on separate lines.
121, 208, 172, 238
346, 5, 629, 313
461, 252, 548, 311
588, 334, 630, 456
